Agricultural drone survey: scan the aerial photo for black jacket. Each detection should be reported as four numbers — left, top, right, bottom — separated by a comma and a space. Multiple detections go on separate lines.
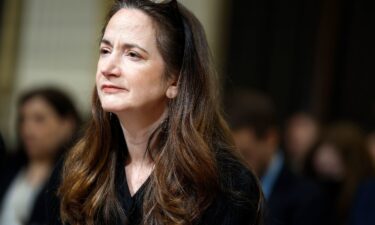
0, 133, 5, 165
0, 154, 50, 225
265, 164, 327, 225
350, 179, 375, 225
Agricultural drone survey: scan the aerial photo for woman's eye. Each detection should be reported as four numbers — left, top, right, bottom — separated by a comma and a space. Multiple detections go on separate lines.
100, 48, 110, 55
127, 51, 141, 60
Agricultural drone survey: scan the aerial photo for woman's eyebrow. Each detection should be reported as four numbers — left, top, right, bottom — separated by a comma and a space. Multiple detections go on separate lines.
100, 38, 149, 54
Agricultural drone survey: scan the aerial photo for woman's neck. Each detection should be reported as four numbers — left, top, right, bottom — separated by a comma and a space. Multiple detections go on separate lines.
26, 158, 53, 187
117, 106, 167, 196
117, 107, 167, 165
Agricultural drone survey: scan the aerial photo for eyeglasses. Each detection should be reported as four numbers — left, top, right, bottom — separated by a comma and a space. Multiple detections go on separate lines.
149, 0, 175, 3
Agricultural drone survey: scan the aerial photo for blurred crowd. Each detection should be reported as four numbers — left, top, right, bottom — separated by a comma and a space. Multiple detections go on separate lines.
225, 89, 375, 225
0, 86, 374, 225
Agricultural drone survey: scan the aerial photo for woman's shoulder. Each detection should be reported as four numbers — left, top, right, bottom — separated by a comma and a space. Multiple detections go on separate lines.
0, 153, 26, 200
216, 150, 260, 196
47, 155, 65, 192
201, 150, 263, 225
45, 155, 65, 225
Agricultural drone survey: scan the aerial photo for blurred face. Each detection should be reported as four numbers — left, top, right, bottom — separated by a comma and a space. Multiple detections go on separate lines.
313, 143, 345, 181
285, 114, 318, 162
96, 8, 176, 114
233, 128, 276, 176
20, 97, 72, 160
367, 132, 375, 165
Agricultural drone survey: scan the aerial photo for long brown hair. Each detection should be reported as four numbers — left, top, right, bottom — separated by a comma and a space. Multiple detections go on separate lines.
59, 1, 260, 224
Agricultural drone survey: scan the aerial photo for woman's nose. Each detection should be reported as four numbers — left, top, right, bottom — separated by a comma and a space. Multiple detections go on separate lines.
100, 54, 121, 78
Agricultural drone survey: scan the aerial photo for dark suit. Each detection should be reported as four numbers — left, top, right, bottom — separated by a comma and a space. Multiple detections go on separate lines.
0, 153, 49, 225
265, 164, 327, 225
0, 133, 5, 165
350, 179, 375, 225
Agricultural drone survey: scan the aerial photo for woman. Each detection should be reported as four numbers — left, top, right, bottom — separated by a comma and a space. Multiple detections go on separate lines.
48, 0, 263, 225
0, 88, 80, 225
0, 133, 5, 165
284, 111, 320, 174
304, 122, 374, 225
367, 131, 375, 166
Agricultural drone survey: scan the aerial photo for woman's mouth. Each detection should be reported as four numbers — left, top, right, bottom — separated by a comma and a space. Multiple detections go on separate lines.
101, 84, 127, 93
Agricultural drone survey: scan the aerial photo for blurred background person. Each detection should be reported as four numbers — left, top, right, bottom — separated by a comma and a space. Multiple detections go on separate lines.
226, 89, 325, 225
304, 122, 375, 225
349, 178, 375, 225
284, 112, 320, 174
366, 131, 375, 167
0, 133, 5, 165
0, 87, 81, 225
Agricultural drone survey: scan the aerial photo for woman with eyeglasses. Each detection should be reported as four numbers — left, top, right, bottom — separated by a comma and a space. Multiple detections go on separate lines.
47, 0, 263, 224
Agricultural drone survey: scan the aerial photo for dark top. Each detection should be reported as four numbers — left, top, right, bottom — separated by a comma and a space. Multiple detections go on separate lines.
46, 139, 262, 225
350, 179, 375, 225
0, 133, 5, 165
0, 153, 50, 225
265, 164, 327, 225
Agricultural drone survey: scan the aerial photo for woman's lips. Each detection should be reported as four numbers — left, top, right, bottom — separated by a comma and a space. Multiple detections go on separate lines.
101, 84, 127, 93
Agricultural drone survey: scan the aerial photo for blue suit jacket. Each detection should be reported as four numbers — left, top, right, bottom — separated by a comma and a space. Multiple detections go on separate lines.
265, 164, 327, 225
350, 179, 375, 225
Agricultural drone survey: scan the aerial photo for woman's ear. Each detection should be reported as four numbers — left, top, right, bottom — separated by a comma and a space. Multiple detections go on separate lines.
166, 76, 178, 99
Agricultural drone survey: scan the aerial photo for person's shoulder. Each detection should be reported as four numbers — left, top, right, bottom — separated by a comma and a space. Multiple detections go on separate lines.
216, 151, 260, 194
201, 150, 263, 224
354, 178, 375, 203
45, 155, 65, 225
47, 155, 65, 191
359, 178, 375, 190
0, 133, 5, 158
216, 150, 262, 211
275, 164, 323, 200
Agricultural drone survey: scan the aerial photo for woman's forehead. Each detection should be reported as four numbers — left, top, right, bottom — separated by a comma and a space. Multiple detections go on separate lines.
103, 8, 158, 48
105, 9, 155, 36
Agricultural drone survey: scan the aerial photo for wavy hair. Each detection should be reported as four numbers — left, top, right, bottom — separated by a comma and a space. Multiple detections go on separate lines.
59, 1, 260, 224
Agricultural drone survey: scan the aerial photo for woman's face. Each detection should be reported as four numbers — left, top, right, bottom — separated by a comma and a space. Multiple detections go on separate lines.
96, 8, 176, 114
367, 132, 375, 166
285, 114, 318, 161
313, 143, 345, 181
20, 97, 72, 160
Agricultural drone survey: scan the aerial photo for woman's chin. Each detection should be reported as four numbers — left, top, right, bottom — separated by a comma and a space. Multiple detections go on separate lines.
101, 103, 130, 113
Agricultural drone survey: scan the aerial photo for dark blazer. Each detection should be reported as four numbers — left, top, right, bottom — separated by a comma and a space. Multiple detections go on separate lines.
0, 153, 50, 225
350, 179, 375, 225
265, 164, 327, 225
0, 133, 5, 165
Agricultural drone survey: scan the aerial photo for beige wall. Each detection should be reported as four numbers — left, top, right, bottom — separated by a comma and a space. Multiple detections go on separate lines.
1, 0, 103, 147
180, 0, 230, 71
